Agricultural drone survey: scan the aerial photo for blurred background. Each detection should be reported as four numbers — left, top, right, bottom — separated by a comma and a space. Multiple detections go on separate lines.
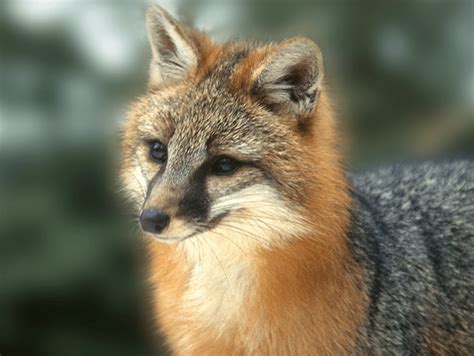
1, 0, 473, 355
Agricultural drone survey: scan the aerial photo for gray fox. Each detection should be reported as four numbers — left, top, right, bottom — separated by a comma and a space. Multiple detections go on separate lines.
120, 5, 474, 355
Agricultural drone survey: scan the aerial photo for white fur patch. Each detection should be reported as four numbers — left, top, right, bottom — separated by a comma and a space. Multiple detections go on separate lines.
180, 236, 253, 334
209, 184, 310, 248
122, 163, 148, 210
178, 184, 310, 331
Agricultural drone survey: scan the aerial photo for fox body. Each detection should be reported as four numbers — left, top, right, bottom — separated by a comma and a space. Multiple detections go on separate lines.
120, 6, 474, 355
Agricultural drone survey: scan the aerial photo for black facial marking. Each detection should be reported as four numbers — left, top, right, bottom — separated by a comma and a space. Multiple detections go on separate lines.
177, 164, 209, 222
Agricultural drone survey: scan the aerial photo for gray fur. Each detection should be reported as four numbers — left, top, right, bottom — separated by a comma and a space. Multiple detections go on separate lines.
349, 159, 474, 353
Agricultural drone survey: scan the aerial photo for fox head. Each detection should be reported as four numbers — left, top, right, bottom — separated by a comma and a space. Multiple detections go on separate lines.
121, 6, 348, 248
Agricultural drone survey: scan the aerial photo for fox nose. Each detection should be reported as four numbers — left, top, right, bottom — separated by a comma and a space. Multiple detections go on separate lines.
140, 209, 170, 234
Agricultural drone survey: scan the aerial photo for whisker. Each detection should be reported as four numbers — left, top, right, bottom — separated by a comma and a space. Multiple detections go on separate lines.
201, 238, 236, 298
198, 227, 248, 255
212, 222, 275, 246
211, 208, 312, 230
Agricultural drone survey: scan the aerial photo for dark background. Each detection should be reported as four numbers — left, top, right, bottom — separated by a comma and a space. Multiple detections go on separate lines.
1, 1, 473, 355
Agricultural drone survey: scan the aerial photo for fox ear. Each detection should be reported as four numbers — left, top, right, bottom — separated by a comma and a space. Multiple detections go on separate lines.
146, 5, 198, 87
252, 37, 324, 117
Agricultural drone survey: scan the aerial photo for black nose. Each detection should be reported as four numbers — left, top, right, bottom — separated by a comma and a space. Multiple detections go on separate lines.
140, 209, 170, 234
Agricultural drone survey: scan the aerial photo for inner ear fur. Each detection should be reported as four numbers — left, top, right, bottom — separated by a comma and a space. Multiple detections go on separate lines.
251, 37, 324, 118
146, 5, 199, 88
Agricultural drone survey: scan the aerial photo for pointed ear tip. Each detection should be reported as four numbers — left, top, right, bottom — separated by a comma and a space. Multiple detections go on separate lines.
283, 36, 322, 55
146, 6, 161, 28
146, 5, 174, 26
146, 4, 165, 16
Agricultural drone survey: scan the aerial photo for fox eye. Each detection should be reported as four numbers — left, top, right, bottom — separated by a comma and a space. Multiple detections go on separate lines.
211, 156, 239, 175
149, 141, 167, 163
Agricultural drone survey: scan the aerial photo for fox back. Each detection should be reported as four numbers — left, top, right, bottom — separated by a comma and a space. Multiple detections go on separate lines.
120, 6, 473, 355
350, 161, 473, 353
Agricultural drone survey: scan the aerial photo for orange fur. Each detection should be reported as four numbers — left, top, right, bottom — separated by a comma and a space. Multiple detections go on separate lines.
145, 91, 367, 355
122, 11, 368, 353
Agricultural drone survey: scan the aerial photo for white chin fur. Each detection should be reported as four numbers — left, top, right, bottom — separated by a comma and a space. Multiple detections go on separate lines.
175, 184, 310, 333
179, 183, 310, 266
